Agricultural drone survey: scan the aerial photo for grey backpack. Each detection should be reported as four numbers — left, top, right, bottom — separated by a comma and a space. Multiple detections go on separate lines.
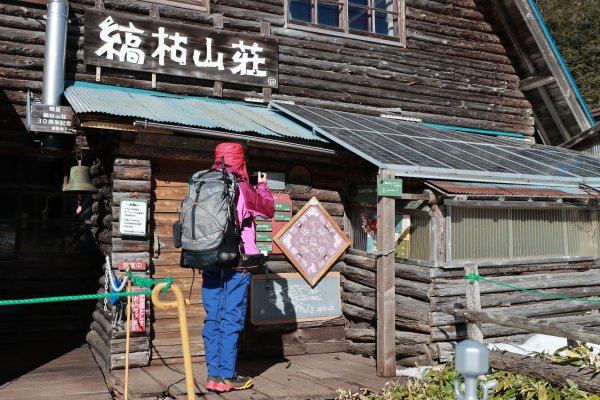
173, 163, 240, 269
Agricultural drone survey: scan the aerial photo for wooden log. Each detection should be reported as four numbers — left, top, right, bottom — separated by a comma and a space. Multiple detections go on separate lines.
111, 238, 150, 252
113, 179, 151, 193
283, 188, 341, 203
432, 285, 600, 311
292, 200, 344, 216
489, 351, 600, 395
444, 308, 600, 344
345, 328, 429, 345
346, 340, 433, 360
113, 192, 152, 203
343, 303, 431, 333
112, 165, 152, 180
432, 271, 600, 297
114, 158, 151, 167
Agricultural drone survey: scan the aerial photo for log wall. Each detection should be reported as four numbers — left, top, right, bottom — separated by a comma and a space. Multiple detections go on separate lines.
87, 157, 153, 370
0, 0, 533, 139
342, 249, 600, 366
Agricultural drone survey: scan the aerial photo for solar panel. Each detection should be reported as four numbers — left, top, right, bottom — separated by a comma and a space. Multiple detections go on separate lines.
271, 103, 600, 186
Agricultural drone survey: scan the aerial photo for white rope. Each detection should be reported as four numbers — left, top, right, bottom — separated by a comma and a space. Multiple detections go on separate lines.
105, 255, 128, 292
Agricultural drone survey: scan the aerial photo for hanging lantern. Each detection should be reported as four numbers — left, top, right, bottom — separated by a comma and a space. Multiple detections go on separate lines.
63, 159, 97, 193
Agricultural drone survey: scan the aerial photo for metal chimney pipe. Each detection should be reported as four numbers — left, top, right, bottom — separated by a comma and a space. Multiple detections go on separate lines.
42, 0, 69, 106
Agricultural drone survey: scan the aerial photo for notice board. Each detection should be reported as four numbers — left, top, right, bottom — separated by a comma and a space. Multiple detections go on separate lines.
250, 272, 341, 325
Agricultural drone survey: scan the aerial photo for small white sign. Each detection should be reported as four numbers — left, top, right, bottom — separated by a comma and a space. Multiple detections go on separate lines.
119, 199, 148, 236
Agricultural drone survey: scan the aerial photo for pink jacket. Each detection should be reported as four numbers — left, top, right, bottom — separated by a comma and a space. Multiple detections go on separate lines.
213, 163, 275, 254
236, 181, 275, 254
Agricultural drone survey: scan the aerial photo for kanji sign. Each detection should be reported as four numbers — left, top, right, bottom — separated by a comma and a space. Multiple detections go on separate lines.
131, 288, 146, 333
117, 259, 147, 271
119, 198, 148, 237
84, 9, 278, 88
27, 103, 78, 134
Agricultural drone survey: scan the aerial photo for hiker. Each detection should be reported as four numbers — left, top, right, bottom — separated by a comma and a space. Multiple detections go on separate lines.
203, 142, 275, 392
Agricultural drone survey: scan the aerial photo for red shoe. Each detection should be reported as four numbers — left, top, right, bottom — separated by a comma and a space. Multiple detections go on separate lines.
205, 376, 231, 393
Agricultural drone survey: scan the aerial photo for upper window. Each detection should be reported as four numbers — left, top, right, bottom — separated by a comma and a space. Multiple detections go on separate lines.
287, 0, 405, 45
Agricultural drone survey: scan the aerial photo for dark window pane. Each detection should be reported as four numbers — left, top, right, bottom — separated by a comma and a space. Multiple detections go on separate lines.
20, 221, 65, 254
22, 192, 65, 220
349, 5, 369, 31
289, 0, 312, 22
23, 156, 65, 187
0, 155, 19, 185
318, 1, 340, 27
0, 223, 16, 256
348, 0, 368, 5
0, 192, 18, 219
375, 11, 395, 36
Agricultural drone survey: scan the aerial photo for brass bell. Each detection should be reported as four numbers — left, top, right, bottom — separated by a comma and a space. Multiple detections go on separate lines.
63, 160, 97, 193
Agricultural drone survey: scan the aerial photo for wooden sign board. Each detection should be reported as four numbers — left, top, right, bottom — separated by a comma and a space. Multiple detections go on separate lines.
377, 177, 403, 196
250, 272, 341, 325
131, 288, 146, 333
119, 198, 148, 237
255, 193, 292, 255
84, 9, 278, 88
274, 197, 350, 286
27, 103, 78, 134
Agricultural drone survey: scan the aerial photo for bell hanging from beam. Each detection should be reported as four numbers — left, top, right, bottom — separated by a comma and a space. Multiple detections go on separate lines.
63, 160, 97, 193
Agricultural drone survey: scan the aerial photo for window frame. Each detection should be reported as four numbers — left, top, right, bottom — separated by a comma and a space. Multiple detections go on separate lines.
285, 0, 406, 47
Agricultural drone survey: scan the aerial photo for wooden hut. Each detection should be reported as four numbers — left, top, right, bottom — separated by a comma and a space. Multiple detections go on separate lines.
1, 0, 599, 383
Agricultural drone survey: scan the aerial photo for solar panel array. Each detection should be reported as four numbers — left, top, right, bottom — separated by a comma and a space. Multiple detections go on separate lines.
271, 103, 600, 186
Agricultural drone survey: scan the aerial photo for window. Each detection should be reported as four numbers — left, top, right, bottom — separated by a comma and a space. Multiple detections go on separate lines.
145, 0, 209, 12
0, 154, 91, 259
287, 0, 405, 45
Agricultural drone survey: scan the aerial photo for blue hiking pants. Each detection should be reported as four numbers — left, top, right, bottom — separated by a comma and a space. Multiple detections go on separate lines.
202, 268, 251, 379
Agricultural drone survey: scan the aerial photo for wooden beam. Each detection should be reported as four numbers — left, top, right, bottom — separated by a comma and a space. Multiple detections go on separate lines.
376, 169, 396, 377
513, 0, 593, 132
491, 0, 572, 141
519, 74, 555, 91
464, 265, 483, 342
443, 308, 600, 344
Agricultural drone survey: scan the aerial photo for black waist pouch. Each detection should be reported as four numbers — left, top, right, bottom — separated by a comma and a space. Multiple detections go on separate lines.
239, 253, 266, 268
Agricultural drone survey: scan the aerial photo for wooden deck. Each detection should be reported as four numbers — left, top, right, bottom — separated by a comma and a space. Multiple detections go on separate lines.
1, 344, 407, 399
0, 344, 113, 400
110, 352, 407, 399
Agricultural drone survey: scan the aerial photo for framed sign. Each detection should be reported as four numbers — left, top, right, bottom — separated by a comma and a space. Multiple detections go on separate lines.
119, 198, 148, 237
250, 272, 341, 325
274, 197, 350, 286
84, 9, 278, 88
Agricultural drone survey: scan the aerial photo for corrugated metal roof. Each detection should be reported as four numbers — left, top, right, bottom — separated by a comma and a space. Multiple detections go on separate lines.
427, 180, 600, 198
64, 81, 324, 142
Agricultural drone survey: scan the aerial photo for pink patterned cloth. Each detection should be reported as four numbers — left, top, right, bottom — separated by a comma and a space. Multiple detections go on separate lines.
279, 205, 346, 279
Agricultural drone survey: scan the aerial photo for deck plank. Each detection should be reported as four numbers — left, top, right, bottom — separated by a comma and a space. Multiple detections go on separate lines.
0, 344, 111, 400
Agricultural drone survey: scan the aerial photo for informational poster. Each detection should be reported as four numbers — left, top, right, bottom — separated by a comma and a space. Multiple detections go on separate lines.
119, 198, 148, 236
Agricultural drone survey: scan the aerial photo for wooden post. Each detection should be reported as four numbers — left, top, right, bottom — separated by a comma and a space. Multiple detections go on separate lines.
376, 169, 396, 377
465, 264, 483, 342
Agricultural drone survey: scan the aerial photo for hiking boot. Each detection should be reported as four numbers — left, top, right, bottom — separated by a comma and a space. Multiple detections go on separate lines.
205, 376, 231, 393
223, 375, 254, 390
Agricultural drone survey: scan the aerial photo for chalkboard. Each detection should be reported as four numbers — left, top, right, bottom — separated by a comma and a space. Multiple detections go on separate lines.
250, 272, 341, 325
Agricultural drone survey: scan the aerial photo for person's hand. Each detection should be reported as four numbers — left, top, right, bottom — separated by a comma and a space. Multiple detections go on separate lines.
257, 171, 268, 184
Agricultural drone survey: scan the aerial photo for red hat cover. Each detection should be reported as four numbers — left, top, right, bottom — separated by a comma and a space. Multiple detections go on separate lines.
214, 142, 249, 183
